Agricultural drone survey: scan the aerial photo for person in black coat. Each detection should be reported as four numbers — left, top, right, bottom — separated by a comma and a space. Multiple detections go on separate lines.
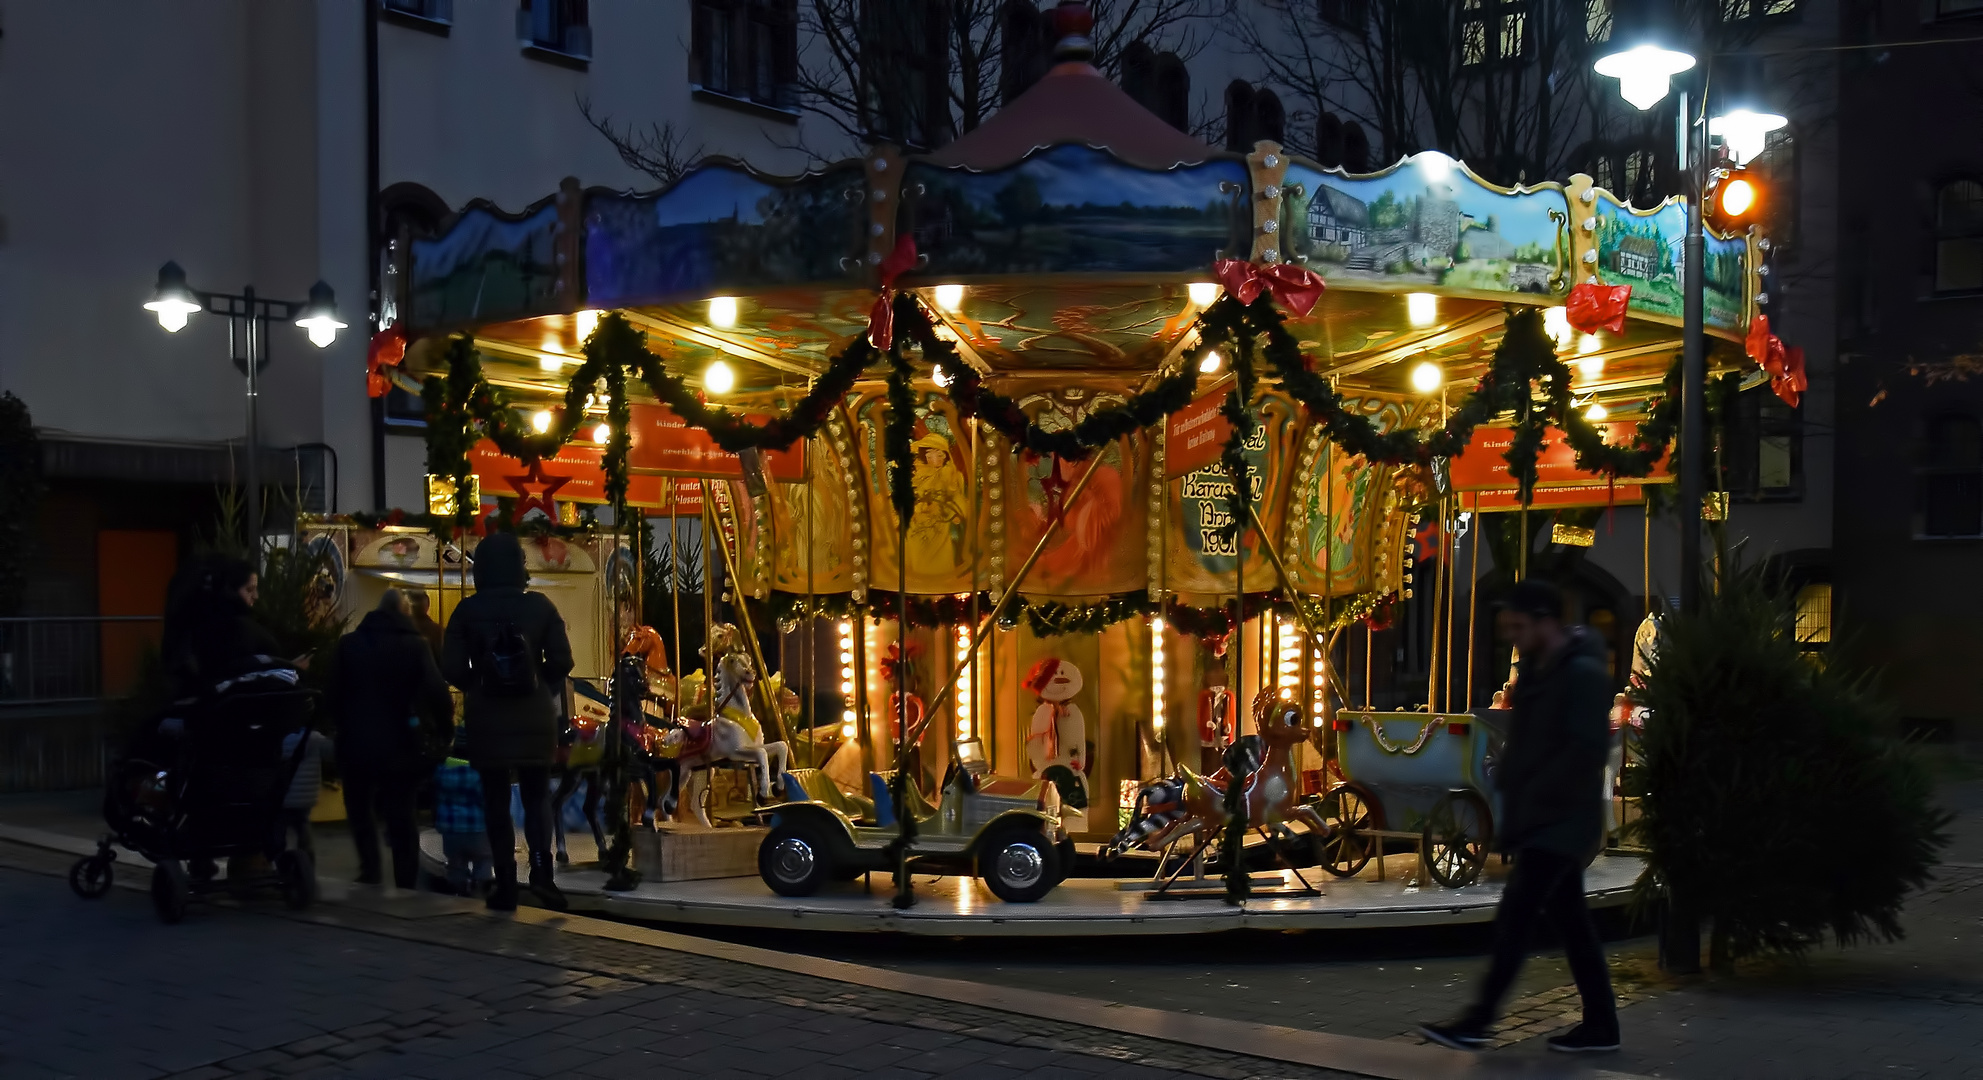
162, 556, 285, 698
327, 589, 453, 888
441, 532, 573, 912
1421, 579, 1620, 1054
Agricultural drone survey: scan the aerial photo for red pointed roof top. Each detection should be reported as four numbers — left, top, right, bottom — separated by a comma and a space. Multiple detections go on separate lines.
924, 2, 1214, 172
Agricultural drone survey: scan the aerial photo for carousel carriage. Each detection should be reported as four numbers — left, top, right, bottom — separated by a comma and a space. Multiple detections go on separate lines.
1318, 709, 1505, 888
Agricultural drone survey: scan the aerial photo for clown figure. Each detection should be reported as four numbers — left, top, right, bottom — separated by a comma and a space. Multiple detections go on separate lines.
1024, 658, 1089, 831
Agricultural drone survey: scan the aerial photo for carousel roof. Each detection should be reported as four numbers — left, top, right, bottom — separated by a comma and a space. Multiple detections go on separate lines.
397, 6, 1764, 422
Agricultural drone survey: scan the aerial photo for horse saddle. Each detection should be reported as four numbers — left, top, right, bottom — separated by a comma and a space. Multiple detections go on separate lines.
668, 720, 714, 760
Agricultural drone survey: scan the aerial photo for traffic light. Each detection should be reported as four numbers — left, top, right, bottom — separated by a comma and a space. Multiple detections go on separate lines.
1704, 165, 1765, 234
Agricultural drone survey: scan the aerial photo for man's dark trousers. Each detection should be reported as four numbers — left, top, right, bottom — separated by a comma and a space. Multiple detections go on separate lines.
1468, 846, 1617, 1033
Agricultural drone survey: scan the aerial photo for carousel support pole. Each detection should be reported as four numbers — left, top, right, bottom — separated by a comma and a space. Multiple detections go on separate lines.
911, 458, 1103, 737
1428, 503, 1446, 714
805, 455, 817, 770
669, 480, 683, 711
707, 489, 789, 745
1466, 492, 1480, 712
602, 509, 639, 891
1224, 486, 1249, 906
892, 515, 914, 911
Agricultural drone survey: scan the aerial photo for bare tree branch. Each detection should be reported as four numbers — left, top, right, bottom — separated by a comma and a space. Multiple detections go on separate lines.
578, 96, 705, 187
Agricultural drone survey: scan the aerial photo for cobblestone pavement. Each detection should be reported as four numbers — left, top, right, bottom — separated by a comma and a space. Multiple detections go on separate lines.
0, 842, 1372, 1080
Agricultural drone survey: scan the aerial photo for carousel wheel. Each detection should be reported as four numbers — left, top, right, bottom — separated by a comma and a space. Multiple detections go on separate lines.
1422, 791, 1492, 888
1318, 783, 1379, 878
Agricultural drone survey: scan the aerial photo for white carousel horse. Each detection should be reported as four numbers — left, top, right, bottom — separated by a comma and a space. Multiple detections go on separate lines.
657, 651, 791, 827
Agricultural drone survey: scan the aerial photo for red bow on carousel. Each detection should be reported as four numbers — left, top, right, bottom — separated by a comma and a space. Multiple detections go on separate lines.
1565, 282, 1632, 335
1745, 313, 1808, 408
366, 325, 407, 398
866, 235, 921, 350
1211, 258, 1326, 317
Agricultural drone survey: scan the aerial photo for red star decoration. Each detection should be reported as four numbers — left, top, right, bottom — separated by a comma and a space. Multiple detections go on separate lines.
1413, 518, 1445, 563
1038, 455, 1071, 523
505, 460, 569, 521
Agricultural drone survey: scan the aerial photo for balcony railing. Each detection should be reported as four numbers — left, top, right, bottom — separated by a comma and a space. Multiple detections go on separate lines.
0, 616, 165, 705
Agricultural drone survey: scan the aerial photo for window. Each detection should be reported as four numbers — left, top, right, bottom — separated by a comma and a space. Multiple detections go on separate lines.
1319, 0, 1369, 30
857, 0, 950, 147
1793, 584, 1832, 647
1724, 385, 1802, 499
694, 1, 798, 112
1920, 414, 1983, 538
517, 0, 590, 62
1935, 180, 1983, 293
1585, 0, 1610, 42
1720, 0, 1797, 20
381, 0, 451, 31
1462, 0, 1530, 67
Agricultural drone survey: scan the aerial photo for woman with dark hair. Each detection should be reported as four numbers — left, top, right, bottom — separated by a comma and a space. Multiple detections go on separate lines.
441, 532, 573, 911
162, 556, 285, 698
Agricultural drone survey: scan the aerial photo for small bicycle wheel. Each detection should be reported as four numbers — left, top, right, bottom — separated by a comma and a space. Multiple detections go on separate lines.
69, 855, 113, 899
1423, 791, 1492, 888
151, 860, 190, 924
1318, 783, 1380, 878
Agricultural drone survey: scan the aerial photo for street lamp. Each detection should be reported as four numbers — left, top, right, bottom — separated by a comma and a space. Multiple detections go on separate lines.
1592, 0, 1695, 111
1707, 57, 1787, 166
144, 262, 345, 542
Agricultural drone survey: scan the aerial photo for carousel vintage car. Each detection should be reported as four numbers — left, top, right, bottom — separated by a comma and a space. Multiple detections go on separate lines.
756, 738, 1078, 903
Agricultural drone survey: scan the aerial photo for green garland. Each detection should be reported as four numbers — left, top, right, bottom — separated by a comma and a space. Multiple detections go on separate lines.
764, 587, 1387, 640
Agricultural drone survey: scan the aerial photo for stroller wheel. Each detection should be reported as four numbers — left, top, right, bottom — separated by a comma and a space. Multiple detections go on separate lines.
277, 849, 318, 910
69, 855, 113, 899
151, 861, 190, 924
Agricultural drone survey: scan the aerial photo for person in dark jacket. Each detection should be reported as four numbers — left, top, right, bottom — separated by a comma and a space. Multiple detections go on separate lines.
163, 556, 286, 698
1421, 579, 1619, 1055
327, 589, 453, 888
441, 532, 573, 912
407, 588, 445, 663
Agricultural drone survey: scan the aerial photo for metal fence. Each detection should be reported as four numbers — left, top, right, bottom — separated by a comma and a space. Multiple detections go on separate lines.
0, 616, 164, 705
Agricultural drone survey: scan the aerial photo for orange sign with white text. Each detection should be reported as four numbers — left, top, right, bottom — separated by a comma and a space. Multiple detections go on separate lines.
1164, 389, 1232, 479
625, 404, 806, 481
1449, 424, 1671, 500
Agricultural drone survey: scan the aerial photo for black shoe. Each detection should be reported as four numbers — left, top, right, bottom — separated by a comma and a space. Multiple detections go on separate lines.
527, 851, 569, 912
1547, 1024, 1620, 1053
487, 865, 518, 912
1419, 1020, 1490, 1051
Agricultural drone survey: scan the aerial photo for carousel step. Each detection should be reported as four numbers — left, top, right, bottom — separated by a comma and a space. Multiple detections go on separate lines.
632, 824, 767, 882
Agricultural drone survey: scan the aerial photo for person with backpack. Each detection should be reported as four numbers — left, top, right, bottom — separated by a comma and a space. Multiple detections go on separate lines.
327, 589, 453, 889
441, 531, 573, 911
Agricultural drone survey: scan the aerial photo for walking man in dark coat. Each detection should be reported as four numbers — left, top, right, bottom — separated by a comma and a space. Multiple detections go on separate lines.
441, 532, 573, 911
1421, 579, 1620, 1054
327, 589, 453, 889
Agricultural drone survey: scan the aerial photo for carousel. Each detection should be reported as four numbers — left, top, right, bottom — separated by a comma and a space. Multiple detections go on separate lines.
379, 3, 1791, 932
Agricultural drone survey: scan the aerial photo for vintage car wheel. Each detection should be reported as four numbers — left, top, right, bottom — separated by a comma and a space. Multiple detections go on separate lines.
277, 849, 319, 910
1319, 783, 1380, 878
979, 828, 1058, 903
759, 824, 832, 897
69, 855, 113, 899
1051, 836, 1078, 884
1423, 791, 1492, 888
151, 860, 190, 924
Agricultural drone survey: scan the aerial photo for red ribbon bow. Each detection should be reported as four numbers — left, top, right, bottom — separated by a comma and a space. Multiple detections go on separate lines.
366, 325, 407, 398
866, 235, 921, 350
1745, 314, 1809, 408
1212, 259, 1326, 318
1565, 282, 1632, 336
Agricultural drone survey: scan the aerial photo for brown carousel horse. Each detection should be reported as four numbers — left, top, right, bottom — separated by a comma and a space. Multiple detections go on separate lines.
1106, 692, 1330, 861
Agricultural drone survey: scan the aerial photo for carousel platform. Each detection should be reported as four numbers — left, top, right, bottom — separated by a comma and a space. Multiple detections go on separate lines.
418, 828, 1642, 937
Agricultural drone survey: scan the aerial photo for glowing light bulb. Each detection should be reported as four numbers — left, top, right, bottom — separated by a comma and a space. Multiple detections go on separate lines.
539, 355, 563, 372
592, 422, 611, 444
708, 296, 738, 328
1719, 177, 1757, 218
703, 360, 735, 395
1578, 333, 1603, 356
1407, 292, 1437, 328
1595, 45, 1697, 112
934, 284, 965, 311
150, 302, 195, 332
1199, 350, 1223, 374
1542, 307, 1572, 348
531, 410, 553, 434
932, 366, 951, 388
1418, 151, 1453, 182
1586, 402, 1609, 422
1410, 360, 1443, 394
575, 309, 601, 342
1710, 109, 1787, 166
1187, 282, 1221, 307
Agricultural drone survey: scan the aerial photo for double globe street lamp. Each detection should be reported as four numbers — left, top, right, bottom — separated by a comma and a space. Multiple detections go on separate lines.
145, 261, 346, 542
1591, 0, 1786, 616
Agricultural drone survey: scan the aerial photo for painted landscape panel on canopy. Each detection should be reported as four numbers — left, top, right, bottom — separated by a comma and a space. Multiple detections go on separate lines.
903, 145, 1249, 278
849, 390, 979, 595
1590, 195, 1747, 331
1164, 394, 1297, 594
768, 436, 856, 595
1000, 387, 1152, 598
1279, 157, 1568, 296
582, 163, 864, 308
411, 202, 561, 330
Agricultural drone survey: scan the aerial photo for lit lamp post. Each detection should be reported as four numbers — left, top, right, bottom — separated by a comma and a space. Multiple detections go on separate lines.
145, 262, 346, 542
1593, 0, 1783, 615
1592, 0, 1785, 975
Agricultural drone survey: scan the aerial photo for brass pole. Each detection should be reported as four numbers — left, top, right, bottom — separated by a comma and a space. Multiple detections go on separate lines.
706, 487, 788, 744
1466, 492, 1480, 712
911, 456, 1103, 742
669, 480, 682, 710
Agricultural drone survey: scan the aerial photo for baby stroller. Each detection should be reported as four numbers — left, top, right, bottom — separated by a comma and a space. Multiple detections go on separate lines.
70, 665, 321, 923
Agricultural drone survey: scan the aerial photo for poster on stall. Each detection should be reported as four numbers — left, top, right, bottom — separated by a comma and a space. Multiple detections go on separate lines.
1163, 393, 1295, 594
1000, 387, 1151, 598
768, 435, 856, 594
851, 389, 980, 595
